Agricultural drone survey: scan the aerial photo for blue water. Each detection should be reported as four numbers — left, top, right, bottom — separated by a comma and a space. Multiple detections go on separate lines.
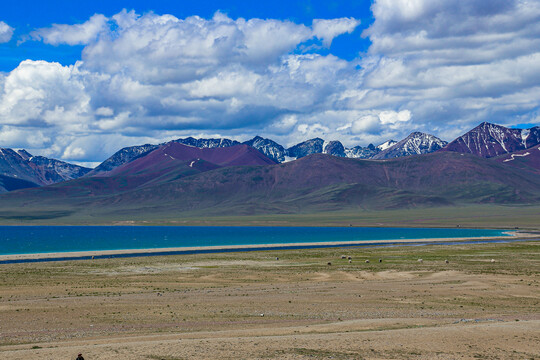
0, 226, 510, 256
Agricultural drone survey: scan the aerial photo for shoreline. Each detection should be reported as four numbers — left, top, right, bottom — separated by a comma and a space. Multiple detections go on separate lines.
1, 232, 538, 264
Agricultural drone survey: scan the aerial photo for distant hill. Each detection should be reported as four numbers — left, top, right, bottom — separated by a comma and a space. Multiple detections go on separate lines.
2, 149, 540, 221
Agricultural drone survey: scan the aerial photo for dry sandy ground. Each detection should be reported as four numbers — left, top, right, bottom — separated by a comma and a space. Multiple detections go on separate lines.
0, 241, 538, 359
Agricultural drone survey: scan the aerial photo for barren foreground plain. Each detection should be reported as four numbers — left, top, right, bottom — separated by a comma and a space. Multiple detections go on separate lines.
0, 240, 538, 359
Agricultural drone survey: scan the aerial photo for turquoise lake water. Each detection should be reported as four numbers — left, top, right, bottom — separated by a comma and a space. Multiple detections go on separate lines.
0, 226, 510, 256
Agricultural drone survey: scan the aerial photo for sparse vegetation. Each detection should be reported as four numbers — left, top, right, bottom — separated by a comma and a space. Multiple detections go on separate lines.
0, 241, 538, 359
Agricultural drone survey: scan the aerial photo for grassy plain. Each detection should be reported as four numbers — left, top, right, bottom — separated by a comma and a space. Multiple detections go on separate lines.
1, 204, 540, 230
0, 241, 538, 359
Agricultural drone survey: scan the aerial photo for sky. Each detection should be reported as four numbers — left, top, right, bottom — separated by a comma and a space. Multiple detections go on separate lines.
0, 0, 540, 167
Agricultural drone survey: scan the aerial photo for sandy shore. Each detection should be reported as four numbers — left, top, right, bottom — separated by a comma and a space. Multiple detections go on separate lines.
1, 231, 537, 262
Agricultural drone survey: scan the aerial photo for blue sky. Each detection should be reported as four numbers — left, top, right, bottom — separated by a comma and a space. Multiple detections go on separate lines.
0, 0, 373, 71
0, 0, 539, 165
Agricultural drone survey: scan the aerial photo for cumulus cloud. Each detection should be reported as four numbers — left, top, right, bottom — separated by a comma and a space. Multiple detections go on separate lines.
31, 14, 109, 45
0, 11, 362, 161
0, 21, 14, 43
312, 17, 360, 46
1, 3, 540, 163
79, 11, 316, 84
0, 60, 89, 127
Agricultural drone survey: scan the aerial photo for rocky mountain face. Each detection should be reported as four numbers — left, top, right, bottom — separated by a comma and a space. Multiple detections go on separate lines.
373, 132, 448, 160
243, 136, 286, 163
345, 144, 377, 159
286, 138, 351, 159
441, 122, 540, 158
344, 141, 399, 159
172, 137, 241, 148
323, 141, 346, 157
0, 148, 91, 190
286, 138, 325, 159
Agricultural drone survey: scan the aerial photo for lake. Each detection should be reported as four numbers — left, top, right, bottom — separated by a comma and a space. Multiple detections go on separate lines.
0, 226, 511, 256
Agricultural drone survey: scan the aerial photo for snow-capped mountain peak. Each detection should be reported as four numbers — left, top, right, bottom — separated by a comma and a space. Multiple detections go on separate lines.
372, 132, 448, 160
442, 122, 540, 158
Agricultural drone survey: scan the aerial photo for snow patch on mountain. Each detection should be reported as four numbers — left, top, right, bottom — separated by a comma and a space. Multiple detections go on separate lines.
503, 152, 531, 162
521, 129, 530, 147
377, 140, 397, 151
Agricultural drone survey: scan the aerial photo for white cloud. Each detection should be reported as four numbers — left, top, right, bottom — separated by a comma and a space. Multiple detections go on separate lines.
312, 17, 360, 46
0, 60, 89, 126
1, 3, 540, 163
79, 11, 319, 84
357, 0, 540, 128
0, 126, 50, 148
295, 123, 330, 140
62, 145, 86, 159
0, 21, 14, 43
379, 110, 411, 125
31, 14, 108, 45
95, 107, 114, 116
184, 70, 260, 98
351, 115, 380, 134
270, 114, 298, 132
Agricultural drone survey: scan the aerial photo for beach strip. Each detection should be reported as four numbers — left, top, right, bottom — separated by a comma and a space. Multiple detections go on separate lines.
1, 232, 538, 264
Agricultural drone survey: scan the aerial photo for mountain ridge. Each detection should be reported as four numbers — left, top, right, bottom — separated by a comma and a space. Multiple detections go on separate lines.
440, 122, 540, 158
373, 132, 448, 159
0, 148, 91, 192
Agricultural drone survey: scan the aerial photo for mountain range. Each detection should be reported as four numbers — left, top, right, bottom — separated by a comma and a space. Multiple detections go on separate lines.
1, 121, 540, 220
87, 132, 443, 177
2, 122, 540, 191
